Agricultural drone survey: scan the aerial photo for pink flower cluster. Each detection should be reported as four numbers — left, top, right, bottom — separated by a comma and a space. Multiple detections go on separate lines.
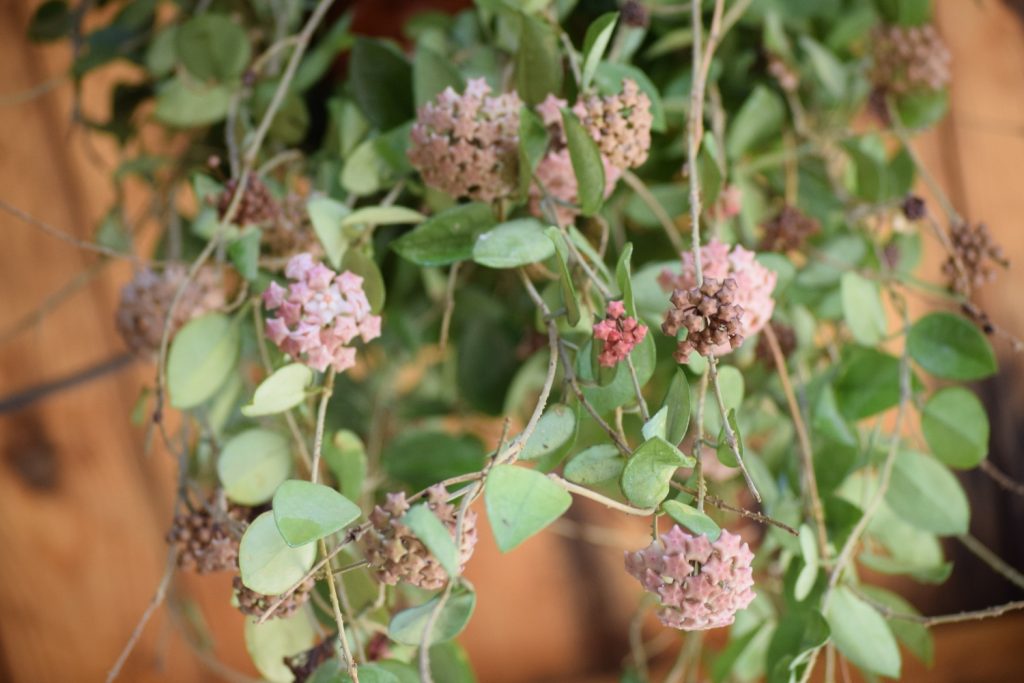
658, 239, 777, 356
625, 526, 756, 631
263, 253, 381, 373
593, 301, 647, 368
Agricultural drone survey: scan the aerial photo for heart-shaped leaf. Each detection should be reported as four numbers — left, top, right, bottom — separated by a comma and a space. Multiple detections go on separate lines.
242, 363, 313, 417
484, 465, 571, 552
272, 480, 362, 547
239, 512, 317, 595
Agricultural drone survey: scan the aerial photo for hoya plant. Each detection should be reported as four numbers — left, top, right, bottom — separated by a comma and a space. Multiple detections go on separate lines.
23, 0, 1023, 681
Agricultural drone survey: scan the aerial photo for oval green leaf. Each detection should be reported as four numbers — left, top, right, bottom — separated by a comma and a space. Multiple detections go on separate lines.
388, 584, 476, 645
907, 312, 997, 381
564, 444, 625, 485
392, 203, 495, 267
484, 465, 571, 553
562, 109, 605, 216
884, 450, 969, 535
826, 586, 901, 678
239, 511, 317, 595
921, 386, 989, 469
473, 218, 556, 269
621, 436, 691, 509
167, 313, 240, 409
661, 499, 720, 541
242, 363, 313, 417
244, 606, 318, 683
520, 404, 576, 461
272, 479, 362, 547
840, 271, 887, 345
217, 429, 292, 505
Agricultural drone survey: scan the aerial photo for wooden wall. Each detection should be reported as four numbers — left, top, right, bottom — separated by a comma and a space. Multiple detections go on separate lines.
1, 1, 1022, 681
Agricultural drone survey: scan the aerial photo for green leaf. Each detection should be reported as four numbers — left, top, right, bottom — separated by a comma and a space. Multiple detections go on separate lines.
715, 410, 743, 468
664, 369, 691, 445
154, 78, 231, 128
307, 197, 353, 268
840, 272, 886, 345
28, 1, 72, 42
293, 12, 354, 92
388, 584, 476, 645
564, 445, 625, 485
726, 86, 785, 158
621, 436, 692, 509
485, 464, 571, 552
167, 313, 240, 409
473, 218, 555, 268
393, 203, 495, 266
895, 90, 948, 130
580, 12, 619, 90
341, 249, 386, 313
519, 106, 550, 196
521, 404, 577, 461
242, 363, 313, 417
885, 451, 969, 535
272, 480, 362, 547
228, 227, 260, 280
144, 26, 179, 77
176, 14, 251, 82
795, 525, 820, 601
341, 206, 425, 228
350, 38, 413, 130
826, 586, 901, 678
921, 387, 989, 469
239, 512, 317, 595
835, 346, 903, 420
616, 243, 637, 317
323, 430, 367, 502
580, 333, 657, 415
546, 228, 581, 326
908, 312, 997, 381
859, 585, 935, 666
662, 500, 720, 540
383, 431, 486, 492
218, 429, 292, 505
427, 642, 477, 683
799, 36, 846, 100
244, 607, 318, 683
641, 407, 667, 441
562, 110, 605, 216
413, 44, 466, 107
402, 503, 460, 576
516, 13, 563, 106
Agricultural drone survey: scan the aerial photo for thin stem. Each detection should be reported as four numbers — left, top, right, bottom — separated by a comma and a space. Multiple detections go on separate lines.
980, 459, 1024, 497
626, 355, 650, 422
707, 358, 760, 502
672, 481, 798, 536
105, 550, 175, 683
438, 262, 461, 353
958, 533, 1024, 591
764, 324, 827, 557
621, 170, 685, 253
550, 475, 656, 516
852, 588, 1024, 626
311, 368, 337, 483
320, 538, 360, 681
1, 199, 139, 261
694, 373, 708, 512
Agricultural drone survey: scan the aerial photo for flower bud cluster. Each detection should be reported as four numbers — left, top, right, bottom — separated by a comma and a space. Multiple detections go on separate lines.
593, 300, 648, 367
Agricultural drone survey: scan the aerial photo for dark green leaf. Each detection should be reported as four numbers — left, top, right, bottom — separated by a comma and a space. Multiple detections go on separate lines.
715, 410, 743, 468
473, 218, 556, 268
154, 78, 231, 128
383, 431, 486, 492
835, 346, 902, 420
895, 89, 949, 129
388, 584, 476, 645
921, 386, 989, 469
580, 12, 619, 90
562, 110, 605, 216
662, 499, 720, 540
546, 227, 581, 326
621, 436, 692, 509
908, 312, 997, 381
413, 45, 465, 107
564, 445, 625, 485
726, 86, 785, 158
392, 203, 495, 266
484, 464, 571, 552
664, 369, 691, 445
616, 243, 637, 317
518, 106, 550, 197
176, 14, 251, 82
350, 38, 413, 129
515, 13, 563, 106
28, 1, 71, 42
228, 227, 260, 281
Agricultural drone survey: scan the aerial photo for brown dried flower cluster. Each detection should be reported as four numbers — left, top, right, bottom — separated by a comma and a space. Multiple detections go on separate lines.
943, 222, 1008, 295
573, 79, 653, 170
755, 322, 797, 367
759, 205, 820, 252
363, 485, 478, 589
233, 575, 315, 620
408, 79, 522, 202
766, 54, 799, 93
870, 23, 951, 95
116, 264, 226, 357
217, 176, 279, 226
261, 194, 324, 263
166, 498, 248, 574
663, 278, 745, 362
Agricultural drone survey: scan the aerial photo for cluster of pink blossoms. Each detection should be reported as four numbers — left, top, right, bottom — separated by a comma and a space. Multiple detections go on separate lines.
658, 239, 777, 356
625, 526, 756, 631
593, 301, 647, 368
263, 253, 381, 373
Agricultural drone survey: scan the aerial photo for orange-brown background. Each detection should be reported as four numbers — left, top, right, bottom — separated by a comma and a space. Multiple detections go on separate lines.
1, 1, 1023, 681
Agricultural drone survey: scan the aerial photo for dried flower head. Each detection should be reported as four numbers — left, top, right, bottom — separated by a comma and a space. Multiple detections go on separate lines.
261, 194, 324, 264
663, 278, 745, 362
116, 264, 226, 357
263, 253, 382, 373
217, 176, 280, 226
573, 79, 653, 170
943, 222, 1008, 295
285, 639, 335, 683
901, 194, 927, 221
870, 23, 951, 95
167, 496, 248, 574
659, 239, 777, 357
233, 575, 315, 619
755, 322, 797, 367
766, 53, 799, 93
625, 526, 756, 630
593, 300, 648, 367
621, 0, 650, 28
408, 78, 521, 202
759, 205, 820, 252
363, 485, 478, 589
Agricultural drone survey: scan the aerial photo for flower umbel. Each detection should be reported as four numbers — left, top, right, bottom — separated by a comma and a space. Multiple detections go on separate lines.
593, 300, 648, 368
625, 526, 756, 630
263, 253, 382, 373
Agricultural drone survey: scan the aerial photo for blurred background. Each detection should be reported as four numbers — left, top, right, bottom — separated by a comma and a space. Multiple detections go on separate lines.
2, 1, 1024, 681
